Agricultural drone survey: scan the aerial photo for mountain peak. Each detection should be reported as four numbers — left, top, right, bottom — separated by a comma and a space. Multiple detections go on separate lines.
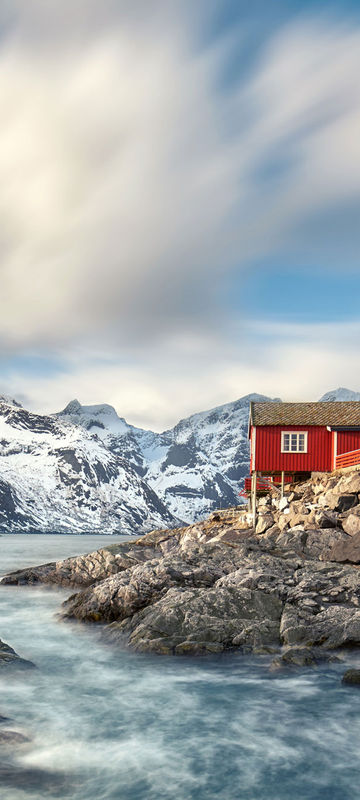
60, 399, 82, 415
319, 388, 360, 402
55, 399, 130, 435
0, 394, 23, 409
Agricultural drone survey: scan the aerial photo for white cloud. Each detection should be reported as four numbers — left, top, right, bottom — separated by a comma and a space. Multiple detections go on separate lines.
0, 6, 360, 353
1, 4, 360, 425
2, 319, 360, 430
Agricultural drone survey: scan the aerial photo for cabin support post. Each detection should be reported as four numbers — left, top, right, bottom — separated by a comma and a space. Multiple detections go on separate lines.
281, 471, 285, 498
252, 470, 257, 529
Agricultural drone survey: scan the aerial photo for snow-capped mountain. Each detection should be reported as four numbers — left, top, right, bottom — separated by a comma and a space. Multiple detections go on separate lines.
0, 398, 176, 534
320, 387, 360, 402
2, 387, 359, 534
57, 393, 279, 522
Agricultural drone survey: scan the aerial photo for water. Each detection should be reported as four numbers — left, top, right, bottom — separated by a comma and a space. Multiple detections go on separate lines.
1, 535, 360, 800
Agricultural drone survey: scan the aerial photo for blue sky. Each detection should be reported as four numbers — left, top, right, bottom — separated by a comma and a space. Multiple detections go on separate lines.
0, 0, 360, 428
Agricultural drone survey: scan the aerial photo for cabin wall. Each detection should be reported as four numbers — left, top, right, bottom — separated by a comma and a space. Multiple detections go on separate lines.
337, 430, 360, 456
250, 426, 256, 472
253, 425, 332, 473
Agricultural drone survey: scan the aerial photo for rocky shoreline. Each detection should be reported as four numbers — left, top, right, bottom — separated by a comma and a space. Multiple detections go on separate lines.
4, 467, 360, 666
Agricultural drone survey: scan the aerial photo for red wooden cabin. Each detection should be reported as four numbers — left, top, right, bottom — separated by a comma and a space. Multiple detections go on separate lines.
246, 401, 360, 496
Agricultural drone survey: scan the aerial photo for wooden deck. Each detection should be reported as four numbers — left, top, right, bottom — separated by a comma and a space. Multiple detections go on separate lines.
335, 448, 360, 469
244, 475, 292, 494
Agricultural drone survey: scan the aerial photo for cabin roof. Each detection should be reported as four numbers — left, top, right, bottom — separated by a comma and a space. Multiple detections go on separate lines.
249, 401, 360, 428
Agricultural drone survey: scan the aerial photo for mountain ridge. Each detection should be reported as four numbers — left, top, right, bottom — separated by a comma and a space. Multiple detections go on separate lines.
0, 387, 359, 533
56, 392, 280, 522
0, 401, 177, 534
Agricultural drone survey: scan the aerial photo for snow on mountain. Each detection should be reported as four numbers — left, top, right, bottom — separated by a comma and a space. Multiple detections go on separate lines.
56, 393, 279, 523
5, 385, 357, 534
319, 387, 360, 402
0, 400, 176, 534
0, 395, 22, 408
57, 399, 131, 436
136, 393, 282, 521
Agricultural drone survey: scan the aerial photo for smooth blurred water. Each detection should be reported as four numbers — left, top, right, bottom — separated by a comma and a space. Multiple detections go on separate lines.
1, 535, 360, 800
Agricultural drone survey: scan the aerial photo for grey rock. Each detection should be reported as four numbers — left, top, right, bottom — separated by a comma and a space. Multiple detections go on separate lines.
255, 513, 274, 535
105, 585, 283, 655
329, 532, 360, 564
1, 535, 179, 587
271, 647, 318, 668
314, 510, 338, 529
342, 669, 360, 686
339, 473, 360, 495
62, 542, 248, 624
286, 512, 313, 530
270, 646, 339, 669
341, 506, 360, 537
281, 603, 360, 649
305, 528, 350, 561
0, 639, 35, 670
5, 465, 360, 662
335, 494, 358, 513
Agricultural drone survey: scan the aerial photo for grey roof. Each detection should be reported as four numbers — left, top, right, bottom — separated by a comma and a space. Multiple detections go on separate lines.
250, 401, 360, 428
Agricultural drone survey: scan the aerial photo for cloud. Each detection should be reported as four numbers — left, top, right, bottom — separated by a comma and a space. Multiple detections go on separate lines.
1, 3, 360, 426
2, 319, 360, 430
0, 4, 359, 355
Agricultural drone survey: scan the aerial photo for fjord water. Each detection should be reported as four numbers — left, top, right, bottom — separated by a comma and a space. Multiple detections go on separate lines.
1, 536, 360, 800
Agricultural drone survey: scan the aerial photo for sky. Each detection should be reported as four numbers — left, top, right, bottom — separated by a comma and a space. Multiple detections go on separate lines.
1, 0, 360, 430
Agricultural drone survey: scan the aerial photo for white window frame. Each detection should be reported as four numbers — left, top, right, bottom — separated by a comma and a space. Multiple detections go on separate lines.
281, 431, 308, 454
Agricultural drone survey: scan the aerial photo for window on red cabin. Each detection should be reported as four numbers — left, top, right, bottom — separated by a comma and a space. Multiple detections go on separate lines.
281, 431, 307, 453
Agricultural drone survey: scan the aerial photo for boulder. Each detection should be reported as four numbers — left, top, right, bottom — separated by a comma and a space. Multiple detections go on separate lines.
318, 491, 339, 510
273, 529, 308, 558
279, 497, 289, 512
281, 603, 360, 649
313, 510, 338, 529
342, 669, 360, 686
335, 494, 358, 513
258, 497, 271, 509
0, 640, 35, 670
62, 542, 248, 624
255, 513, 274, 535
277, 515, 290, 532
329, 532, 360, 564
270, 647, 319, 668
287, 512, 314, 530
305, 529, 350, 561
262, 524, 281, 540
341, 506, 360, 537
105, 585, 283, 655
339, 473, 360, 494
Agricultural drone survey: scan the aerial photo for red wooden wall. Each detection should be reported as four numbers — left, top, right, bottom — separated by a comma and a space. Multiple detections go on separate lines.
251, 425, 332, 473
337, 431, 360, 456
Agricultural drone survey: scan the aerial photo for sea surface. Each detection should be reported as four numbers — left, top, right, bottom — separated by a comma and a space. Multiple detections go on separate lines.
1, 534, 360, 800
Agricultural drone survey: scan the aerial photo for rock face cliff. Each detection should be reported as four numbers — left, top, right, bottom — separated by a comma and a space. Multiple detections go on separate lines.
4, 467, 360, 663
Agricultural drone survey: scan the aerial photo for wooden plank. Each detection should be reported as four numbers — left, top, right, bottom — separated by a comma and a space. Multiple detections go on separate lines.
335, 448, 360, 469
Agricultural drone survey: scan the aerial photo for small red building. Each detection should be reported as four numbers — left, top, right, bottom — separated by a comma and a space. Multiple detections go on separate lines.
246, 401, 360, 495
